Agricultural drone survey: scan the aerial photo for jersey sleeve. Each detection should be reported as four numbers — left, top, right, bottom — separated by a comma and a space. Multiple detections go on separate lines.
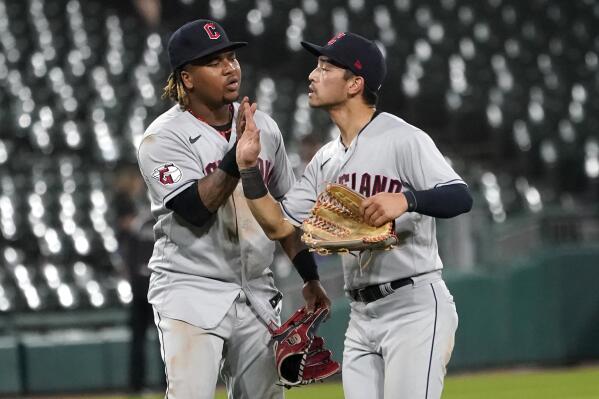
398, 130, 465, 191
137, 132, 205, 205
266, 123, 295, 200
279, 155, 319, 227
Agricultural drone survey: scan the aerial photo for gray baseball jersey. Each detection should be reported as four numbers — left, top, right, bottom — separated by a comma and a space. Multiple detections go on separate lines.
281, 112, 465, 290
137, 103, 294, 329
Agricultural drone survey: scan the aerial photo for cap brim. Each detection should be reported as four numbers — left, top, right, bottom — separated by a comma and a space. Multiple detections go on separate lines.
177, 41, 247, 69
301, 41, 349, 70
301, 41, 326, 57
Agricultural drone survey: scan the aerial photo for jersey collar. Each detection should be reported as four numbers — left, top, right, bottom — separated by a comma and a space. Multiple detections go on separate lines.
187, 104, 234, 142
338, 109, 382, 150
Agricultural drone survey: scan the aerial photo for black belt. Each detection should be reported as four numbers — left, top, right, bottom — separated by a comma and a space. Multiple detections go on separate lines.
349, 277, 413, 303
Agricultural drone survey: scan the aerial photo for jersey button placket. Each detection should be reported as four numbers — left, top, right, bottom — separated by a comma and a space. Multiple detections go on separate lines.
234, 290, 247, 321
340, 138, 357, 168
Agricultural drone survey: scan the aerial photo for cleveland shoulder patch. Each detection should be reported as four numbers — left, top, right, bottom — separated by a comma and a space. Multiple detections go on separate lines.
152, 163, 182, 185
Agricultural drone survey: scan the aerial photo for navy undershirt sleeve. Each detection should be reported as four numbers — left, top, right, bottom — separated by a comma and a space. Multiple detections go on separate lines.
404, 183, 473, 218
166, 181, 214, 227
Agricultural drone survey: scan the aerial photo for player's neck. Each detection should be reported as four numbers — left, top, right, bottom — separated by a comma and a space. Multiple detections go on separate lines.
329, 104, 376, 148
187, 101, 232, 126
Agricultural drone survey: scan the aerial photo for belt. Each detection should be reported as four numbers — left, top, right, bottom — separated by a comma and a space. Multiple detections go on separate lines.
348, 277, 413, 303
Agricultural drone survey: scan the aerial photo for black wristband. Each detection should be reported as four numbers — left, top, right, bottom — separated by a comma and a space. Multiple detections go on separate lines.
218, 142, 240, 178
292, 249, 320, 282
404, 191, 417, 212
240, 166, 268, 199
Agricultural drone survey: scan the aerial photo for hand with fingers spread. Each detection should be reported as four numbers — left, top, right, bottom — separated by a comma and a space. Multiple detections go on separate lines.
236, 103, 261, 169
302, 280, 331, 316
360, 192, 409, 227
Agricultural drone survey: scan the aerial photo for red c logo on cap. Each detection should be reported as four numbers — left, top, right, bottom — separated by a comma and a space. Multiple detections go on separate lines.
203, 23, 221, 40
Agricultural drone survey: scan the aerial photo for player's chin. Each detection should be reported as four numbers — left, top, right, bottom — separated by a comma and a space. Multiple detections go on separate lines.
223, 90, 240, 103
308, 97, 330, 109
307, 95, 323, 108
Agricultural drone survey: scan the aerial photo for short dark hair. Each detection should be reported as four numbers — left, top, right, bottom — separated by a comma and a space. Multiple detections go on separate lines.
343, 69, 378, 106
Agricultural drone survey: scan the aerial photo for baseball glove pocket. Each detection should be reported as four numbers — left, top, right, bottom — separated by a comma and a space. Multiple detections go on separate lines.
301, 183, 398, 257
270, 307, 341, 388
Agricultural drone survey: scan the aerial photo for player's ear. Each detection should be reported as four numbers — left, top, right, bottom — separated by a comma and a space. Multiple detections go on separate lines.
347, 76, 365, 97
180, 70, 194, 90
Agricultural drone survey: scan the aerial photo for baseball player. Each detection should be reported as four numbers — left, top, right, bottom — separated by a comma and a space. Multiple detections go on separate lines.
136, 20, 329, 399
237, 32, 473, 399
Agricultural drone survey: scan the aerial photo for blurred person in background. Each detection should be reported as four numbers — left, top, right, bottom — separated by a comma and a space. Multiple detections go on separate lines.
113, 162, 155, 393
294, 133, 323, 177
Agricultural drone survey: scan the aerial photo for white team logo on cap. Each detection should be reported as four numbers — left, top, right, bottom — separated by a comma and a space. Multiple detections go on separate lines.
152, 163, 182, 185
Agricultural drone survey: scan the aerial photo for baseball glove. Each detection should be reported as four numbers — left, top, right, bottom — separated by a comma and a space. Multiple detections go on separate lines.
301, 183, 398, 255
271, 307, 340, 388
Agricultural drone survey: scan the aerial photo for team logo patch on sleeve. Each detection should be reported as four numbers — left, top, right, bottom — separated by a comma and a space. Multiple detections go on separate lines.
152, 163, 182, 185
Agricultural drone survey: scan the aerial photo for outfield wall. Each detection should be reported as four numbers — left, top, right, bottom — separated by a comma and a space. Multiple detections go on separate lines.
1, 247, 598, 395
319, 246, 599, 371
447, 246, 599, 369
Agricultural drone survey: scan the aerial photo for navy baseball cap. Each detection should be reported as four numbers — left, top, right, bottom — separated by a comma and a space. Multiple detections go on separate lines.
301, 32, 387, 92
168, 19, 247, 70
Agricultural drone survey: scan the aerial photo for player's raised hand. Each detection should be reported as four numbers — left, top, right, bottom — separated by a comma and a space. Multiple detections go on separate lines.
360, 192, 409, 227
235, 97, 257, 139
302, 280, 331, 318
235, 96, 249, 138
236, 105, 261, 169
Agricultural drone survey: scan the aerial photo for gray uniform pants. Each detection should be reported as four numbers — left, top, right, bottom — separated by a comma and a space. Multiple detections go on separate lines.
343, 278, 458, 399
153, 291, 283, 399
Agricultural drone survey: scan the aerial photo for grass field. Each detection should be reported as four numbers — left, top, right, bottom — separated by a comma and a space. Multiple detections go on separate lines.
90, 366, 599, 399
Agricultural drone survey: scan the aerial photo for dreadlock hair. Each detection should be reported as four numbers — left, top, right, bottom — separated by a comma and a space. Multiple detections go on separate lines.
162, 69, 190, 110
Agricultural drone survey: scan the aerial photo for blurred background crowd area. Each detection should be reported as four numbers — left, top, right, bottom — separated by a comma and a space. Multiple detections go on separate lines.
0, 0, 598, 313
0, 0, 598, 395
